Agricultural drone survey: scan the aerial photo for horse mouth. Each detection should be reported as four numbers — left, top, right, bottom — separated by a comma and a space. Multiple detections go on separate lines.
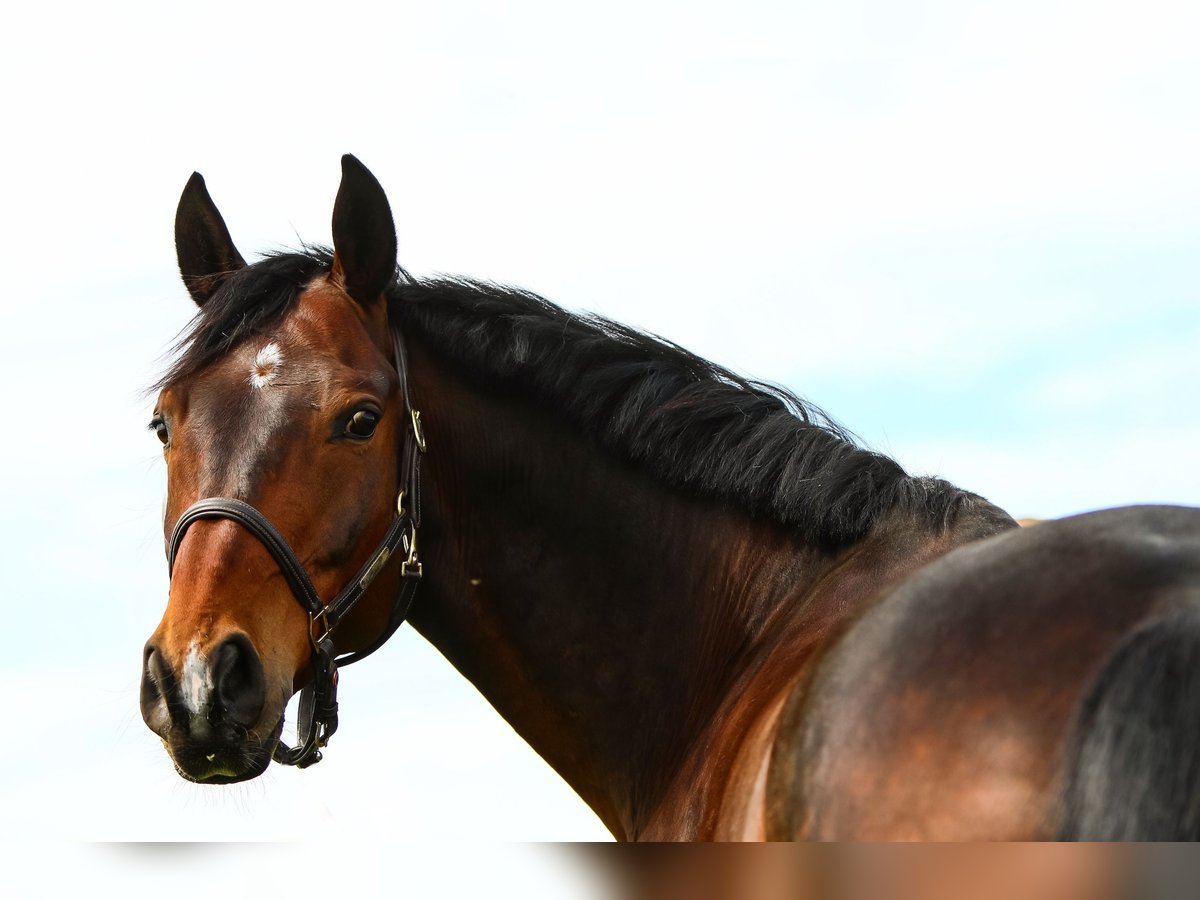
168, 715, 284, 784
173, 752, 273, 785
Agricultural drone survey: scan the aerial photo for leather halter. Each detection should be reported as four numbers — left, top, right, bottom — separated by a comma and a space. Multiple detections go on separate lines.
166, 325, 426, 769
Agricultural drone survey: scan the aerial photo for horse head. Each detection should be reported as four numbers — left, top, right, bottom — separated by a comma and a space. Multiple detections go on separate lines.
140, 156, 413, 782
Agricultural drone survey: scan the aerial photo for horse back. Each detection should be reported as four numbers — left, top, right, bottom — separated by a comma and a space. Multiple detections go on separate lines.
765, 505, 1200, 840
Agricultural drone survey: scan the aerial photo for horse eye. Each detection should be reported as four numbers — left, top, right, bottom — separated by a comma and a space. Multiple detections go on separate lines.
346, 409, 380, 439
150, 418, 169, 446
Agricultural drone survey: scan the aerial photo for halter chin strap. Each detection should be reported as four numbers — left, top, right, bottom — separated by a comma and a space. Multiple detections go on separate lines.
165, 324, 426, 769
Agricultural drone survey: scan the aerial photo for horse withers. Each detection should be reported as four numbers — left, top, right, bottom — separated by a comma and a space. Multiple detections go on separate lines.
141, 156, 1200, 839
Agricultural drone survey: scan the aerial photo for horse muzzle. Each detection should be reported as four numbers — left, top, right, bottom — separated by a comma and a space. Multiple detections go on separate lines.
140, 634, 280, 783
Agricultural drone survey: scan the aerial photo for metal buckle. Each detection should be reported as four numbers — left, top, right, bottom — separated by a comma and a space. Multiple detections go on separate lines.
410, 409, 427, 453
400, 525, 423, 578
309, 607, 333, 646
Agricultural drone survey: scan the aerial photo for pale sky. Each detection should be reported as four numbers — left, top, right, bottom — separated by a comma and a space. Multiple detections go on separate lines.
1, 0, 1198, 876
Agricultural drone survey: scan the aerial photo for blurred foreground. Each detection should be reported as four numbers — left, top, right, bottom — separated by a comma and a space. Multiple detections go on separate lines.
7, 843, 1197, 898
588, 845, 1195, 900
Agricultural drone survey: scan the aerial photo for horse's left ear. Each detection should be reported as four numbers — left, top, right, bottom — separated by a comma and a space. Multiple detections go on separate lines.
331, 154, 398, 307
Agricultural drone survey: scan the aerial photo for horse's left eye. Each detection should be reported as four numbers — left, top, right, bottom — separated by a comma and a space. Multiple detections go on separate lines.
346, 409, 380, 440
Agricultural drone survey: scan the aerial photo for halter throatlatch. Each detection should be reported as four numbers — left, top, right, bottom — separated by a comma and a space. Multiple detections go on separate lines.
165, 325, 425, 769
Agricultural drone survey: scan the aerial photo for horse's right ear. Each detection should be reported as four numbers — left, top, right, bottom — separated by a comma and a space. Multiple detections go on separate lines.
175, 172, 246, 307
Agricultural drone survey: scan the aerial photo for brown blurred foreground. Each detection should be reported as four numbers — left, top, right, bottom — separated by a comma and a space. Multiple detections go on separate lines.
584, 844, 1198, 900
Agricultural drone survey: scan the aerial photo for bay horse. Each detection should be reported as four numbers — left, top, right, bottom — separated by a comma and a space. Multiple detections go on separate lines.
141, 156, 1200, 839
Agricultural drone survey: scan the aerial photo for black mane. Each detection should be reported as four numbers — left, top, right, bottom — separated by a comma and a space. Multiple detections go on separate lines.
157, 248, 987, 548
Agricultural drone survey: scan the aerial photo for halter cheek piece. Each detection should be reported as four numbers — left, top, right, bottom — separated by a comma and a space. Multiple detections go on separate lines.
165, 327, 426, 769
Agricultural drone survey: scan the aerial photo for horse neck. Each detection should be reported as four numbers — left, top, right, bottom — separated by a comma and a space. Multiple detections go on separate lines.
399, 338, 1015, 839
399, 338, 829, 833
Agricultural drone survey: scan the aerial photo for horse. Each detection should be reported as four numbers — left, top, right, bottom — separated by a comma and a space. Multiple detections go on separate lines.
140, 155, 1200, 839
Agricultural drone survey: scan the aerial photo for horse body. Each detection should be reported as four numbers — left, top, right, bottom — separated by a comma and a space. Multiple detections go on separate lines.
141, 156, 1200, 839
774, 504, 1200, 840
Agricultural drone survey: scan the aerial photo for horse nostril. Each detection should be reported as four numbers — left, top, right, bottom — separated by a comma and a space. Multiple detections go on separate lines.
211, 634, 266, 728
140, 643, 173, 732
142, 644, 167, 699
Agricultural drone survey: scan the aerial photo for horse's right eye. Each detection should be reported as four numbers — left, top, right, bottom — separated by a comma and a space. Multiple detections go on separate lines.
150, 417, 169, 446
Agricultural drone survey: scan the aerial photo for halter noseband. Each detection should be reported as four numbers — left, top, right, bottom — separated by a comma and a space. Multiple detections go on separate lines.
165, 326, 426, 769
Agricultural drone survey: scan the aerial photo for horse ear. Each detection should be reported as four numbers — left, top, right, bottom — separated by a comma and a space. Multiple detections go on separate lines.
331, 154, 398, 307
174, 172, 247, 308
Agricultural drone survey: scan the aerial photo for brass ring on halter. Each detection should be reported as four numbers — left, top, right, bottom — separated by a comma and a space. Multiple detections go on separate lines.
411, 409, 427, 453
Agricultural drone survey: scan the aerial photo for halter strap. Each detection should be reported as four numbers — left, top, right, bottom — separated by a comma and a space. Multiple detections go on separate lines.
165, 323, 425, 768
166, 495, 415, 638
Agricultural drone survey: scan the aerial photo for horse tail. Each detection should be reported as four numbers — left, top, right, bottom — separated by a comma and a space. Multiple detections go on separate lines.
1058, 607, 1200, 840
